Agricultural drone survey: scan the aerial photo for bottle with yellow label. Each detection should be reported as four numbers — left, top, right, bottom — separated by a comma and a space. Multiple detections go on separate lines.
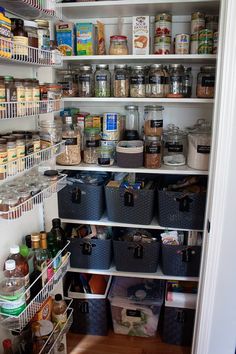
13, 19, 28, 60
0, 7, 11, 58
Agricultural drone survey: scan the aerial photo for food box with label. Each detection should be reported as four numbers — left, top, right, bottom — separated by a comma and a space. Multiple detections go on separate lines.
76, 23, 95, 55
56, 22, 75, 56
132, 16, 150, 55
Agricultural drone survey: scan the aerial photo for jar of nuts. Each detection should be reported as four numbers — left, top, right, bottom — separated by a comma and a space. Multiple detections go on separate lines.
84, 128, 101, 164
196, 65, 215, 98
113, 64, 129, 97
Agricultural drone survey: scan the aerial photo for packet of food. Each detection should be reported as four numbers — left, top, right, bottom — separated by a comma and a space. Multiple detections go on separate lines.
96, 21, 106, 55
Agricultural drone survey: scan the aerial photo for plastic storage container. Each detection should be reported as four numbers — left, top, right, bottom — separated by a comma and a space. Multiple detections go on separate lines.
108, 277, 165, 337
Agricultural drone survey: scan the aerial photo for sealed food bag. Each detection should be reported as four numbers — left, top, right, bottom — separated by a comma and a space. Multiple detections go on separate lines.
96, 21, 106, 55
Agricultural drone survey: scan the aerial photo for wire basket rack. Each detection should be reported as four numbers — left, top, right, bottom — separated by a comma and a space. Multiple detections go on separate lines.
0, 173, 67, 221
0, 38, 62, 66
0, 246, 71, 331
0, 142, 65, 183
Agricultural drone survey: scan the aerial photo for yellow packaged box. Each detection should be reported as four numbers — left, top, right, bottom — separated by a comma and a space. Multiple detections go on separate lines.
76, 23, 95, 55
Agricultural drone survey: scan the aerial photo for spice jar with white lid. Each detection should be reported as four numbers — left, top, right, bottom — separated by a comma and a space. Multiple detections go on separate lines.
163, 128, 187, 166
144, 105, 164, 136
187, 119, 211, 170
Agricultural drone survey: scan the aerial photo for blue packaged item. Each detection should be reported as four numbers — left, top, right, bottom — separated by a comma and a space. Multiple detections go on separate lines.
56, 22, 75, 56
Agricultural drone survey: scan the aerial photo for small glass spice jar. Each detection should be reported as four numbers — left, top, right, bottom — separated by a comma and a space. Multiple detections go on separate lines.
0, 76, 6, 119
17, 187, 33, 212
5, 136, 17, 176
146, 64, 165, 98
196, 65, 215, 98
4, 194, 22, 220
14, 134, 25, 172
78, 65, 94, 97
167, 64, 184, 98
144, 105, 164, 136
144, 136, 162, 169
109, 35, 128, 55
25, 133, 34, 156
84, 128, 101, 164
0, 138, 7, 180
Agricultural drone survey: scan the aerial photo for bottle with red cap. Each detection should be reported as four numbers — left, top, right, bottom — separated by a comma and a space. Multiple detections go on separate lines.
2, 339, 13, 354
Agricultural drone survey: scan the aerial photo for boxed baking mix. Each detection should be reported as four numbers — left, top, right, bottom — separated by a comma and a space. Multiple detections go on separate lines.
132, 16, 150, 55
76, 23, 95, 55
56, 22, 75, 56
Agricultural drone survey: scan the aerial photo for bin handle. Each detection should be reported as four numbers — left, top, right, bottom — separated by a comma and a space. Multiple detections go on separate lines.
71, 187, 81, 204
181, 248, 192, 263
175, 194, 193, 212
124, 191, 134, 207
175, 309, 185, 323
80, 242, 96, 255
79, 301, 89, 314
128, 243, 144, 259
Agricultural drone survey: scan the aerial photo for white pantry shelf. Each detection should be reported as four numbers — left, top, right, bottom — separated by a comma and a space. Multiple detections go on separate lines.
62, 97, 214, 105
56, 162, 208, 176
61, 215, 203, 232
58, 0, 220, 19
68, 265, 199, 282
62, 54, 217, 64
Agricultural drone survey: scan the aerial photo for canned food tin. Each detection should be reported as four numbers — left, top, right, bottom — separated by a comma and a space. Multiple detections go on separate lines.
175, 34, 190, 54
155, 13, 172, 36
190, 33, 199, 54
191, 12, 205, 34
154, 36, 171, 55
213, 31, 218, 54
199, 29, 213, 41
198, 29, 213, 54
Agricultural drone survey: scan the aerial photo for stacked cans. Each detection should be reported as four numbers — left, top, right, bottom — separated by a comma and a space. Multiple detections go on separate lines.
154, 13, 172, 54
190, 13, 218, 54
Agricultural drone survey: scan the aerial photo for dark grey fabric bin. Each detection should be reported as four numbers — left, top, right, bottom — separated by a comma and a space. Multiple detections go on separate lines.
113, 239, 160, 272
70, 298, 109, 336
58, 178, 105, 221
157, 187, 206, 229
162, 306, 195, 346
105, 186, 155, 225
117, 152, 143, 168
161, 245, 201, 276
68, 238, 112, 270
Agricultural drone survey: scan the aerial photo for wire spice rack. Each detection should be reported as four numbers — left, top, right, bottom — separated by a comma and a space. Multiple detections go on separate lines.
0, 247, 70, 331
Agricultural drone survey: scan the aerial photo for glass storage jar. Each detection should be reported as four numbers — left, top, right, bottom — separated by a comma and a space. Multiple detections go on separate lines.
24, 133, 34, 156
109, 35, 128, 55
167, 64, 184, 98
124, 105, 139, 140
15, 79, 25, 117
146, 64, 165, 98
78, 65, 94, 97
46, 84, 62, 111
57, 69, 78, 97
5, 136, 17, 176
163, 128, 187, 166
113, 64, 129, 98
5, 76, 17, 118
39, 120, 62, 150
144, 136, 162, 169
144, 105, 164, 136
182, 67, 193, 98
187, 119, 211, 170
94, 64, 111, 97
84, 128, 101, 164
163, 66, 170, 97
14, 134, 25, 172
196, 65, 215, 98
130, 65, 146, 98
56, 116, 81, 166
23, 79, 33, 115
96, 146, 114, 166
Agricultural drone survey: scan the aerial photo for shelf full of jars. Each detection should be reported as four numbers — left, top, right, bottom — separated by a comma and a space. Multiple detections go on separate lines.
0, 11, 61, 66
0, 220, 72, 354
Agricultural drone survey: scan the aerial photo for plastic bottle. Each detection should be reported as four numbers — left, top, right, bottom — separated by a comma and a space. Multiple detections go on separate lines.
0, 260, 26, 316
7, 245, 30, 303
2, 339, 14, 354
52, 294, 67, 330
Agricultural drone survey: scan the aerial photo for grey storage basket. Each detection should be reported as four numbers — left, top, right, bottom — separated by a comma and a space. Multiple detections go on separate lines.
105, 185, 155, 225
113, 239, 160, 272
162, 306, 195, 346
68, 238, 112, 270
161, 245, 201, 276
58, 172, 108, 220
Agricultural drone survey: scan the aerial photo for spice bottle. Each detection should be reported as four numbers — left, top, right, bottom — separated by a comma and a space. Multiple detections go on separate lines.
5, 136, 17, 176
144, 105, 164, 136
113, 64, 129, 98
0, 76, 6, 119
14, 134, 25, 172
12, 19, 28, 60
24, 79, 33, 115
4, 76, 17, 118
144, 136, 162, 169
15, 79, 25, 117
95, 64, 111, 97
56, 116, 81, 166
52, 294, 67, 330
0, 138, 7, 180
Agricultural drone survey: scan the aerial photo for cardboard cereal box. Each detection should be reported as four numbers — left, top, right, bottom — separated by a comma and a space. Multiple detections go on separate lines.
76, 23, 95, 55
56, 22, 75, 56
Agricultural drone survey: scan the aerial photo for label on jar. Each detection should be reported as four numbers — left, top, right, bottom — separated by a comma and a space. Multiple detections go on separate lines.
126, 309, 141, 318
13, 36, 28, 56
197, 145, 210, 154
25, 144, 34, 155
145, 144, 161, 154
0, 151, 7, 173
79, 75, 90, 83
16, 145, 25, 158
201, 76, 215, 87
86, 140, 100, 148
63, 137, 77, 145
150, 120, 163, 128
170, 76, 183, 94
0, 88, 6, 102
7, 147, 17, 161
96, 75, 107, 81
115, 74, 126, 81
168, 144, 183, 152
149, 76, 165, 84
98, 157, 110, 165
130, 76, 145, 85
33, 141, 41, 152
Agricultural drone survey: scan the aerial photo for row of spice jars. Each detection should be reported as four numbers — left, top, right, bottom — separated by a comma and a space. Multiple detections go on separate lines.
57, 64, 215, 99
0, 169, 61, 219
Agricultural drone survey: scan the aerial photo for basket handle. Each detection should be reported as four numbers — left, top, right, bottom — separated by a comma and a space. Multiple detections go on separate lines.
80, 242, 96, 255
175, 195, 193, 212
124, 191, 134, 207
181, 248, 192, 263
175, 309, 186, 323
79, 301, 89, 314
71, 187, 81, 204
128, 243, 144, 259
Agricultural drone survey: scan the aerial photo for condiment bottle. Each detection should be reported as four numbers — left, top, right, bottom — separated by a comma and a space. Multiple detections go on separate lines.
52, 294, 67, 329
2, 339, 14, 354
12, 19, 28, 60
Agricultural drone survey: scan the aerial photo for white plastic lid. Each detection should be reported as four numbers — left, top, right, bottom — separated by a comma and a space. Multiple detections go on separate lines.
10, 245, 20, 254
24, 20, 38, 29
5, 259, 16, 271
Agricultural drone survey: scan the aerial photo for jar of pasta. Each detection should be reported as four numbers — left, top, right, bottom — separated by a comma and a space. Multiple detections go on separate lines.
144, 105, 164, 136
84, 128, 101, 164
196, 66, 215, 98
